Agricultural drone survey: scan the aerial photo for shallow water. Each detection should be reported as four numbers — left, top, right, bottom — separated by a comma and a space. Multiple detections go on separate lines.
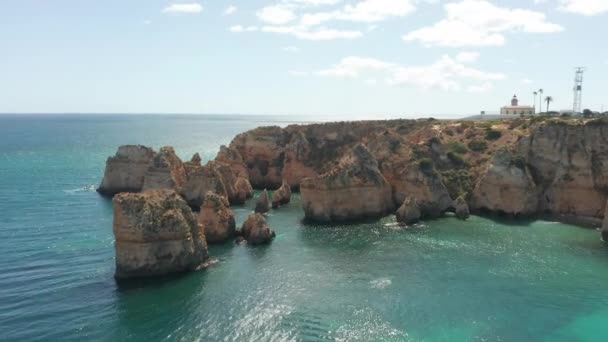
1, 114, 608, 341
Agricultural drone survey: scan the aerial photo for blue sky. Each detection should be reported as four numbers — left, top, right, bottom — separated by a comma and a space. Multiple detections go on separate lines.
0, 0, 606, 118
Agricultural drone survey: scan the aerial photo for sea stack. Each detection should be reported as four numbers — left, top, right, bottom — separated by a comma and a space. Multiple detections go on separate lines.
255, 190, 271, 214
396, 196, 421, 225
180, 162, 228, 209
300, 144, 393, 222
198, 191, 236, 243
240, 213, 275, 245
454, 196, 470, 220
112, 190, 208, 279
97, 145, 156, 196
142, 146, 187, 192
271, 181, 292, 209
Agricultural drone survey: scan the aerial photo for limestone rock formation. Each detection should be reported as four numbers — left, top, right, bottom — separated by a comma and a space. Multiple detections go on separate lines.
235, 177, 254, 200
396, 196, 421, 225
112, 190, 208, 279
454, 196, 470, 220
471, 149, 538, 215
209, 161, 248, 205
215, 145, 249, 179
240, 213, 275, 245
180, 162, 228, 209
255, 190, 271, 214
386, 164, 453, 218
142, 146, 187, 192
271, 180, 292, 209
190, 153, 202, 166
228, 126, 285, 189
98, 145, 156, 196
198, 191, 236, 243
300, 144, 393, 222
281, 131, 318, 189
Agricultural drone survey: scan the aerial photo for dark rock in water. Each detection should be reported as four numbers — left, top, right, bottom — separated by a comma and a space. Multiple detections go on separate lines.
271, 180, 292, 209
300, 144, 393, 222
241, 213, 275, 245
454, 196, 470, 220
198, 191, 236, 243
602, 201, 608, 242
396, 196, 421, 225
255, 190, 271, 214
142, 146, 187, 192
112, 190, 208, 279
98, 145, 156, 196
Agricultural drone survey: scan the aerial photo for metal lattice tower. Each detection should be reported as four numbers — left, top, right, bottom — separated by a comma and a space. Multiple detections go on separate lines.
573, 67, 585, 114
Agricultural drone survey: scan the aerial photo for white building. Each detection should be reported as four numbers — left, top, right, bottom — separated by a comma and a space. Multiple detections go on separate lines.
500, 95, 535, 115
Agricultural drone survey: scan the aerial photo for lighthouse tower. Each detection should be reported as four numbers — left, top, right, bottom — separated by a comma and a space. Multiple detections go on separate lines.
511, 95, 519, 106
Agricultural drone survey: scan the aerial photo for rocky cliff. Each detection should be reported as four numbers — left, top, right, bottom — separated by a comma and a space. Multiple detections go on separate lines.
300, 143, 393, 222
112, 190, 209, 279
98, 145, 156, 195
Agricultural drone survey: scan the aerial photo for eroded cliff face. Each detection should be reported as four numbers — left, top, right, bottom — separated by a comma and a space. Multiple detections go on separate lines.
112, 190, 208, 279
300, 144, 393, 222
519, 121, 608, 219
98, 145, 156, 195
180, 162, 228, 209
198, 191, 236, 243
142, 147, 187, 192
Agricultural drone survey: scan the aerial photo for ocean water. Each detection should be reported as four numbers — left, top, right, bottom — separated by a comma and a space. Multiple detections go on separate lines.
1, 114, 608, 342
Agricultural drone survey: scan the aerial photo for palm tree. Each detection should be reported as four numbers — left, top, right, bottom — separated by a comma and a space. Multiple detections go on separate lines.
545, 96, 553, 113
538, 89, 544, 113
533, 91, 538, 113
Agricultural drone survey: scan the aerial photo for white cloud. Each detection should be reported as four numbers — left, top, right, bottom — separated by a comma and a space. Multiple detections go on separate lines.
317, 54, 506, 91
521, 78, 534, 84
224, 5, 238, 15
558, 0, 608, 16
455, 51, 480, 63
403, 0, 563, 47
282, 46, 301, 52
229, 25, 259, 33
163, 3, 203, 14
257, 6, 297, 25
467, 82, 493, 93
262, 25, 362, 40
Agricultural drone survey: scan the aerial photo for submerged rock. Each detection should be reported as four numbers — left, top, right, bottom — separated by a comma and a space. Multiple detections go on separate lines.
300, 144, 393, 222
112, 190, 208, 279
271, 180, 292, 209
98, 145, 156, 196
454, 196, 470, 220
198, 191, 236, 243
142, 146, 187, 192
255, 189, 271, 214
240, 213, 275, 245
396, 196, 421, 225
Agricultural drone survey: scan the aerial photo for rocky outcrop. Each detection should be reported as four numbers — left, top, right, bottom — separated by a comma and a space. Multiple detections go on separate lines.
235, 177, 254, 200
471, 149, 538, 215
142, 147, 187, 192
198, 191, 236, 243
255, 190, 271, 214
281, 131, 318, 189
271, 181, 292, 209
190, 153, 202, 166
180, 162, 228, 209
300, 144, 393, 222
112, 190, 208, 279
98, 145, 156, 196
517, 121, 608, 220
229, 126, 286, 189
396, 197, 421, 225
385, 164, 453, 218
602, 201, 608, 241
240, 213, 275, 245
215, 145, 249, 179
454, 196, 470, 220
209, 161, 248, 205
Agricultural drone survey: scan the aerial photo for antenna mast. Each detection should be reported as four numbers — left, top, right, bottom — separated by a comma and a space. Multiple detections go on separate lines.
573, 67, 585, 114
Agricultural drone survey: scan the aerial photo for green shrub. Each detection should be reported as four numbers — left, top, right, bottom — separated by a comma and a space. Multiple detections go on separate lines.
410, 145, 427, 161
485, 129, 502, 141
427, 136, 441, 146
444, 128, 454, 136
468, 140, 488, 153
446, 141, 468, 154
447, 151, 467, 168
440, 169, 473, 200
418, 158, 434, 175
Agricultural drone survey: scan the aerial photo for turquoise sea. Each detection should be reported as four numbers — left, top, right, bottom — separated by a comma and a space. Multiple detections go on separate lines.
1, 114, 608, 341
